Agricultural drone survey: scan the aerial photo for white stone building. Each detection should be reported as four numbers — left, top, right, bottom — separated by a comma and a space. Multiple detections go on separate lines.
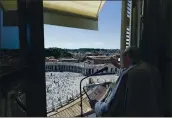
45, 62, 119, 76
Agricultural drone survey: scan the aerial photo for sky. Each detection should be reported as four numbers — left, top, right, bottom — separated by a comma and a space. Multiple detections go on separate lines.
44, 1, 122, 49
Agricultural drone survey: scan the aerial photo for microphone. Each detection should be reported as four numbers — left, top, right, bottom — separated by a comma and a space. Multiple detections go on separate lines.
79, 66, 108, 117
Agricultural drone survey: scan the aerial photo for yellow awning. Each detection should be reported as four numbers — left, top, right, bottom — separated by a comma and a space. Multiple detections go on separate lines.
43, 1, 105, 19
0, 1, 105, 30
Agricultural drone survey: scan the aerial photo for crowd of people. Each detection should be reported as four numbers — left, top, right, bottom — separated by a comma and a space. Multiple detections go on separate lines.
45, 72, 117, 112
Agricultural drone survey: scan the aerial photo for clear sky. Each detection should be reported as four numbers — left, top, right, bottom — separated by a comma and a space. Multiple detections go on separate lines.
44, 1, 121, 49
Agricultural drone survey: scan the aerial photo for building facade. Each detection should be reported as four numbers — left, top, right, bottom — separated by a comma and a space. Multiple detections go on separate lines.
45, 62, 119, 76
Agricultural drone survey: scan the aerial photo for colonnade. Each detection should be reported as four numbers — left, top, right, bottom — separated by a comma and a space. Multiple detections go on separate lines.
45, 62, 118, 76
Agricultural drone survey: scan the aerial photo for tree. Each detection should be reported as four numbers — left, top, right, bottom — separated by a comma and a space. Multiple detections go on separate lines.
45, 48, 73, 58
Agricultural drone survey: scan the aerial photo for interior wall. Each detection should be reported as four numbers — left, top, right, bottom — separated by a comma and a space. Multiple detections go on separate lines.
0, 8, 2, 48
160, 0, 172, 116
140, 0, 172, 116
140, 0, 161, 66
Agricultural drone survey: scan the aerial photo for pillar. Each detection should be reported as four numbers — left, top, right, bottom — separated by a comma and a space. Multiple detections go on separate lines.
17, 0, 47, 116
130, 0, 138, 46
120, 0, 127, 67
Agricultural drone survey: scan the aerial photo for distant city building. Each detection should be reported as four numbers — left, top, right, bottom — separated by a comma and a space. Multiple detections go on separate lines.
45, 57, 58, 62
85, 52, 96, 56
71, 52, 84, 59
59, 58, 79, 63
85, 56, 112, 64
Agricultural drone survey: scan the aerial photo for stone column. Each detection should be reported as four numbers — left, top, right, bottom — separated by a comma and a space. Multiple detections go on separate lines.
120, 0, 127, 67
